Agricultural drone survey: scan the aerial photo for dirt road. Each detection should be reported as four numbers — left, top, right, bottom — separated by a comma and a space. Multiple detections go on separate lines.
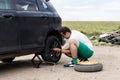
0, 46, 120, 80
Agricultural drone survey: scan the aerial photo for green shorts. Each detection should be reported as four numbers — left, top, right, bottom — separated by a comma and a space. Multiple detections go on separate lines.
78, 41, 93, 60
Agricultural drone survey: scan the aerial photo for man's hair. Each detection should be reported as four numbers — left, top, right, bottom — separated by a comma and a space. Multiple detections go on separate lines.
59, 26, 71, 34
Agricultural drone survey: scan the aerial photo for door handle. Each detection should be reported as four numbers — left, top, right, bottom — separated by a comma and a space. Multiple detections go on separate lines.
2, 13, 14, 19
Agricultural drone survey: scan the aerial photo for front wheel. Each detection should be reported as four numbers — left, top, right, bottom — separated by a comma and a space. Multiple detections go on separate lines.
41, 36, 62, 63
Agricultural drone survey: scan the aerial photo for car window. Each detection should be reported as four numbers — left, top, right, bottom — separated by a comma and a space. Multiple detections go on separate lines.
15, 0, 38, 11
0, 0, 11, 9
37, 0, 50, 12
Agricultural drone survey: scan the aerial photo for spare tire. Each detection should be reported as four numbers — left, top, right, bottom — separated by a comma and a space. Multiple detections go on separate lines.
74, 61, 103, 72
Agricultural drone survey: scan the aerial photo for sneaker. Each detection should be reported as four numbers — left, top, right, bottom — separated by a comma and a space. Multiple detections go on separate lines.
64, 63, 74, 67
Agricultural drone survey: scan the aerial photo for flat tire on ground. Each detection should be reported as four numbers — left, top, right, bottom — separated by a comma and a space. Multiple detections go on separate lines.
74, 61, 103, 72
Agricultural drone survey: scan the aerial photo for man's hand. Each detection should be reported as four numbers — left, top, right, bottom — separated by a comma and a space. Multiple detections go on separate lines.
53, 48, 61, 56
53, 48, 61, 52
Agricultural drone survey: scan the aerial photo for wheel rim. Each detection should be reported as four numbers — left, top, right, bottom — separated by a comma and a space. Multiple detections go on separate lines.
47, 37, 61, 62
42, 36, 61, 63
49, 39, 61, 57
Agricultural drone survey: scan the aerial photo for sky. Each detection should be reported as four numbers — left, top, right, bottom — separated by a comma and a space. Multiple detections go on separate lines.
50, 0, 120, 21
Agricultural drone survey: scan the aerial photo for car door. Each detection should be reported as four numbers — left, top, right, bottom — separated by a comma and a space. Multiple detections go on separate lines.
14, 0, 50, 50
0, 0, 19, 53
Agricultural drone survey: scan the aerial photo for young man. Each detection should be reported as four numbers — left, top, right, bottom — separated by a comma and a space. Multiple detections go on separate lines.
54, 26, 94, 67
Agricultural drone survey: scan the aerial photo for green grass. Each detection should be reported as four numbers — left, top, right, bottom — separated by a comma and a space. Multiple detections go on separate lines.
62, 21, 120, 46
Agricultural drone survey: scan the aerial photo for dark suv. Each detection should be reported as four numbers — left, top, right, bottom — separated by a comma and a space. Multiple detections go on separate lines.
0, 0, 63, 63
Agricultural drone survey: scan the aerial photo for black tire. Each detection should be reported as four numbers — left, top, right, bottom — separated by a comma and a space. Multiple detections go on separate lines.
98, 39, 101, 42
2, 57, 15, 63
74, 63, 103, 72
41, 36, 62, 63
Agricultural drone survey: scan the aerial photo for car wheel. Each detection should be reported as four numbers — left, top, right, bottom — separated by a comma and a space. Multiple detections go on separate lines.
74, 61, 103, 72
2, 57, 15, 63
41, 36, 62, 63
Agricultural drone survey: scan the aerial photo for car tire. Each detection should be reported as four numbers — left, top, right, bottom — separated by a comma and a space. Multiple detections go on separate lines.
41, 36, 62, 63
74, 62, 103, 72
2, 57, 15, 63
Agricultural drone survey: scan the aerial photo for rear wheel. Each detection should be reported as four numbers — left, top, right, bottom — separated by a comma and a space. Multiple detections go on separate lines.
41, 36, 62, 63
2, 57, 15, 63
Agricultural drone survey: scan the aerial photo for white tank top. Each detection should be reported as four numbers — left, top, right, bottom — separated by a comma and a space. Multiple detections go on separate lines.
69, 30, 93, 50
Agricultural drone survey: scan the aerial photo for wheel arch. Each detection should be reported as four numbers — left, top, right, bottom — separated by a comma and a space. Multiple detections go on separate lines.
46, 30, 65, 45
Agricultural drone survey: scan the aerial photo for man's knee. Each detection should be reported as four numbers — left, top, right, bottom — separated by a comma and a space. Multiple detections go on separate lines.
69, 39, 78, 47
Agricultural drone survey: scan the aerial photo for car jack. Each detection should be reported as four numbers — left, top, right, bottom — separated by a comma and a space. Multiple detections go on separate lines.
31, 53, 43, 68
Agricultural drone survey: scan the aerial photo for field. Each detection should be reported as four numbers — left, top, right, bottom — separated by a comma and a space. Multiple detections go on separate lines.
62, 21, 120, 46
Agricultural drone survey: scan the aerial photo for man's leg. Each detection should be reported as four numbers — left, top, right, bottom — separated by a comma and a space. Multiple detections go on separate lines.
62, 42, 72, 57
69, 39, 79, 64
